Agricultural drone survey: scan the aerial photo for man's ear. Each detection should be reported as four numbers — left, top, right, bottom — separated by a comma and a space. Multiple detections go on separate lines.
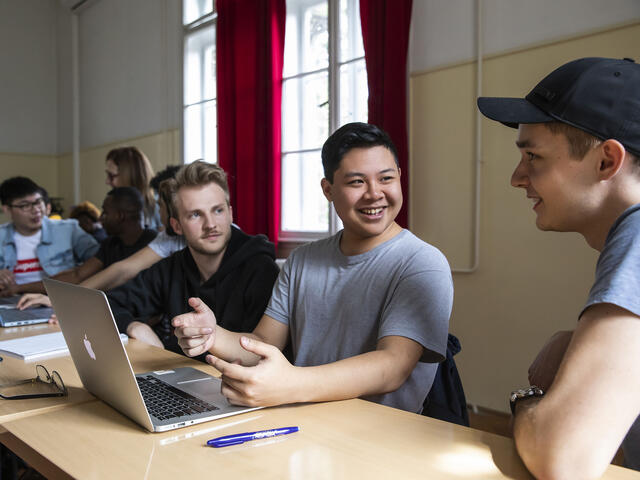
170, 217, 183, 235
45, 203, 52, 216
1, 205, 8, 216
321, 178, 332, 202
228, 205, 233, 223
597, 139, 626, 181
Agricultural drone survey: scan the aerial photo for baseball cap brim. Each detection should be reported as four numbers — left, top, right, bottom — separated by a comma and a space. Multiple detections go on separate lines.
477, 97, 554, 129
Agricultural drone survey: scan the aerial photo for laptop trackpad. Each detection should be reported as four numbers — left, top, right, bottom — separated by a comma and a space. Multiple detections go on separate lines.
153, 368, 230, 406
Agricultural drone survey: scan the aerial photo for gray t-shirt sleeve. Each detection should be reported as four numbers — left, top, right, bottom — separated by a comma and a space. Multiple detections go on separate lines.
147, 231, 186, 258
264, 258, 292, 325
583, 207, 640, 318
379, 266, 453, 363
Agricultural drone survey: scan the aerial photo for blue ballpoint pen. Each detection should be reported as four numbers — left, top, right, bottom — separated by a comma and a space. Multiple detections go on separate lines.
206, 426, 299, 448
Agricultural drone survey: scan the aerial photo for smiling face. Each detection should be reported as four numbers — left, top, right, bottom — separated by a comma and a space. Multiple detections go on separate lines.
511, 123, 598, 233
321, 145, 402, 254
170, 183, 233, 258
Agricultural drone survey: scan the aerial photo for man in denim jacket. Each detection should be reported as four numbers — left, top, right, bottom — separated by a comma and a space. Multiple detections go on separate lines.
0, 177, 98, 294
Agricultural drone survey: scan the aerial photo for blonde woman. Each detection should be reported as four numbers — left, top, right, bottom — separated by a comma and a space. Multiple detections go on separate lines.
105, 146, 160, 230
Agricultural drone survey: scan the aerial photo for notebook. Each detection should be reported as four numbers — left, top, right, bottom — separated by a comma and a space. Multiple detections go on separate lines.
0, 331, 128, 362
44, 279, 261, 432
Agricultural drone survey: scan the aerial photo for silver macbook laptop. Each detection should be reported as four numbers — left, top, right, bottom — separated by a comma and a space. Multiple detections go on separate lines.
44, 279, 261, 432
0, 296, 52, 327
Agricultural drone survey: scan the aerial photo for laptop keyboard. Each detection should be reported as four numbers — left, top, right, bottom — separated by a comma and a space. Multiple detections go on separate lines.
0, 308, 51, 320
136, 375, 219, 421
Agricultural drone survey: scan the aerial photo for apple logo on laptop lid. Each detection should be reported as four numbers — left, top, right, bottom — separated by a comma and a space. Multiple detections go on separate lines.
83, 334, 96, 360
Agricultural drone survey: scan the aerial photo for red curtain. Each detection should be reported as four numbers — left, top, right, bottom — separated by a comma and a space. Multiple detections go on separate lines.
217, 0, 286, 245
360, 0, 413, 228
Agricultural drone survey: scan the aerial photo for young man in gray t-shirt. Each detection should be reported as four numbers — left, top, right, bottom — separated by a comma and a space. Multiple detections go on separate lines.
478, 57, 640, 478
173, 122, 453, 413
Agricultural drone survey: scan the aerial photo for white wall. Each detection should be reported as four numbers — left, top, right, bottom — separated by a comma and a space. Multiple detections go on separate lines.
56, 1, 73, 155
0, 0, 59, 154
409, 0, 640, 73
76, 0, 181, 150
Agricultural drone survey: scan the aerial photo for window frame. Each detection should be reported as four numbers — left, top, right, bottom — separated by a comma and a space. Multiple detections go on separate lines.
182, 5, 217, 165
279, 0, 366, 242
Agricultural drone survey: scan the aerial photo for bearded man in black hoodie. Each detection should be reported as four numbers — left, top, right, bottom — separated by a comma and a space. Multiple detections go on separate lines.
107, 161, 280, 356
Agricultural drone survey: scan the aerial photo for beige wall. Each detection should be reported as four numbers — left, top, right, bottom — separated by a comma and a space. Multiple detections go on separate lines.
410, 22, 640, 411
64, 129, 181, 214
1, 129, 180, 224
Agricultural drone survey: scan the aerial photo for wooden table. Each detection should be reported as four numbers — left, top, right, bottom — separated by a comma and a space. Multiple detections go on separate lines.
2, 395, 640, 479
1, 327, 638, 479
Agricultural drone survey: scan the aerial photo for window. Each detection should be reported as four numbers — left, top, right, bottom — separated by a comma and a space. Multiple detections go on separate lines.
280, 0, 368, 240
183, 0, 217, 164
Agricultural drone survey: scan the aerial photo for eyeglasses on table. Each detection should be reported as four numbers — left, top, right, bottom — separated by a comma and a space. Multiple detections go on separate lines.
0, 364, 67, 400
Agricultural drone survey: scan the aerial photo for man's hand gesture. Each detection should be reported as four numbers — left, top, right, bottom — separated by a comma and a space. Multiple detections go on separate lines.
172, 297, 217, 357
207, 336, 298, 407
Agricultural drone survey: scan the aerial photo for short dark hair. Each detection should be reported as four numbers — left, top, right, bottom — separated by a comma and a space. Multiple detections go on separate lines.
150, 165, 181, 192
321, 122, 399, 183
106, 186, 144, 222
0, 177, 47, 206
543, 122, 603, 159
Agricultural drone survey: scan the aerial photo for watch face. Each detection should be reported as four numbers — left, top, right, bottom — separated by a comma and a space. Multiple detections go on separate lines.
509, 386, 544, 415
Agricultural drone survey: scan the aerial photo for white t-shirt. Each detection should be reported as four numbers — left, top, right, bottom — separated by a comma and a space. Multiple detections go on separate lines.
147, 231, 185, 258
13, 230, 45, 284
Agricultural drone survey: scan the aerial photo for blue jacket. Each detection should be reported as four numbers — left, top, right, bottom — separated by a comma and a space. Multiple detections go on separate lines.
0, 217, 99, 276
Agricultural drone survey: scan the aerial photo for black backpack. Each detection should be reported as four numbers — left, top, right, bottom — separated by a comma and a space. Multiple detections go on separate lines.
422, 334, 469, 426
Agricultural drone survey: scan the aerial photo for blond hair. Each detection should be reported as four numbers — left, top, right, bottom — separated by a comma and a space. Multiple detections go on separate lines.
167, 161, 230, 211
106, 146, 156, 219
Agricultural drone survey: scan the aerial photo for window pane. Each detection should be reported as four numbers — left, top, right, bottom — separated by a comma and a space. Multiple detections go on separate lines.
339, 0, 364, 63
281, 151, 328, 232
202, 99, 217, 164
183, 0, 213, 25
184, 104, 202, 163
282, 73, 329, 152
184, 25, 216, 106
184, 99, 217, 165
339, 59, 368, 126
284, 0, 328, 77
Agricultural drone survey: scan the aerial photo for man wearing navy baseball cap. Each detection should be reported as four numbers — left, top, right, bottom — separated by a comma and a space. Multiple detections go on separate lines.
478, 57, 640, 478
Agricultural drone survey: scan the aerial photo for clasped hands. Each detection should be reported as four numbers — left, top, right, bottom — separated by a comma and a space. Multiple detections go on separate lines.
172, 298, 297, 407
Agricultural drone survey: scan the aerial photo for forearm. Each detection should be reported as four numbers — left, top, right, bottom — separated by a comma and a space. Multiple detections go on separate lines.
81, 262, 131, 290
210, 327, 263, 365
13, 281, 46, 294
82, 248, 160, 291
513, 396, 615, 480
51, 268, 83, 285
288, 350, 412, 404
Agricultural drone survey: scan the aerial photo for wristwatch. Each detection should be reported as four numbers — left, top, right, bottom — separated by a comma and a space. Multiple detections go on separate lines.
509, 385, 544, 415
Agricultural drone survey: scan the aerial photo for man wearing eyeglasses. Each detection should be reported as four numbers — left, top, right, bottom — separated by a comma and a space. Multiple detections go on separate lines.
0, 176, 99, 293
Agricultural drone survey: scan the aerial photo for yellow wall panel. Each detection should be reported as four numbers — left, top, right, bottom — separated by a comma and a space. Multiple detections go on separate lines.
1, 129, 180, 224
410, 23, 640, 410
